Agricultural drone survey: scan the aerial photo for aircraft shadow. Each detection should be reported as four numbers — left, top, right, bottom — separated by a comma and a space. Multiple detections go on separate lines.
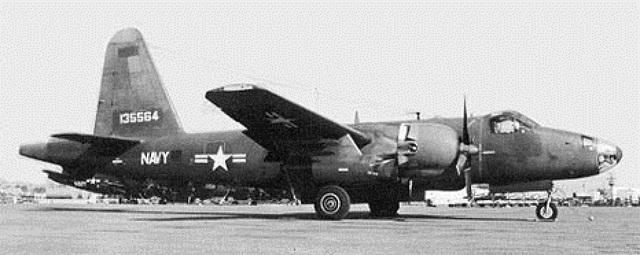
34, 206, 534, 223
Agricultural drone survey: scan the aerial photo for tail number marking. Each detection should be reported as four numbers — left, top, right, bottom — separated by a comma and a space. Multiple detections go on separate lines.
141, 151, 170, 165
119, 110, 160, 124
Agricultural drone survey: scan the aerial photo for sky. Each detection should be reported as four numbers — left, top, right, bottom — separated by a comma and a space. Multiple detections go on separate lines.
1, 2, 637, 192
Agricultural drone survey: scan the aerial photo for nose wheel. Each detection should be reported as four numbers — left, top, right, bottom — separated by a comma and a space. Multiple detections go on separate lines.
535, 190, 558, 221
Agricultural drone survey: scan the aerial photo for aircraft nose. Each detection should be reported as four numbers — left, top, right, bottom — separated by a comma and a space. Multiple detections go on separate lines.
615, 146, 623, 163
595, 139, 622, 174
19, 142, 47, 161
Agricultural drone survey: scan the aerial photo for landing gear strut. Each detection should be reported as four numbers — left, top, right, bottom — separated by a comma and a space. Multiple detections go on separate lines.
535, 189, 558, 221
282, 165, 301, 205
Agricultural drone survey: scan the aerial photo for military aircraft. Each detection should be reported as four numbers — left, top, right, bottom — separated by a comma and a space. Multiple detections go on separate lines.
19, 28, 622, 220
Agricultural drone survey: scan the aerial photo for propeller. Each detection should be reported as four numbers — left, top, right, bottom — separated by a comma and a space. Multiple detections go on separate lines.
455, 96, 479, 200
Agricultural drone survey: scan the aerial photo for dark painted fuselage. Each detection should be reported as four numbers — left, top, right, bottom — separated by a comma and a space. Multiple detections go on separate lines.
105, 131, 282, 188
22, 110, 620, 204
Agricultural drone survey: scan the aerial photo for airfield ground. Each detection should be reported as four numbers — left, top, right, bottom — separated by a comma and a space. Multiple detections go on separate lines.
1, 203, 638, 254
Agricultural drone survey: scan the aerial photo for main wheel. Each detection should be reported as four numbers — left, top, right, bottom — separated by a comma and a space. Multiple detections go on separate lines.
368, 201, 399, 218
535, 202, 558, 221
314, 185, 351, 220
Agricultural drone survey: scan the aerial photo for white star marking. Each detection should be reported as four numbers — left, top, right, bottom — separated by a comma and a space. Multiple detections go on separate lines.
209, 146, 232, 171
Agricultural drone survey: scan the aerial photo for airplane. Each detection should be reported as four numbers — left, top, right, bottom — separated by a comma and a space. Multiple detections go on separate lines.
19, 28, 622, 220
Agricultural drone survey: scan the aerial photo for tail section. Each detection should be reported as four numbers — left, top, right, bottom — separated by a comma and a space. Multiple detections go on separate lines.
94, 28, 183, 138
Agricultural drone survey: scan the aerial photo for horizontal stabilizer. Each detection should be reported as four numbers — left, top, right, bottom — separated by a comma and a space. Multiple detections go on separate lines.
52, 133, 141, 156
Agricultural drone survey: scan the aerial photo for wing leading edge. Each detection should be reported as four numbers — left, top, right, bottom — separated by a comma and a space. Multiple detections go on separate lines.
205, 84, 371, 154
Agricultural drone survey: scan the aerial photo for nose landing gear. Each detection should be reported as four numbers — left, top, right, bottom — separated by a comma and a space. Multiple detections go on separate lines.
535, 189, 558, 221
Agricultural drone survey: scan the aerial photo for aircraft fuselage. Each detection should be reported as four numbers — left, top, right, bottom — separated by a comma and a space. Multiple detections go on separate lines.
21, 111, 621, 204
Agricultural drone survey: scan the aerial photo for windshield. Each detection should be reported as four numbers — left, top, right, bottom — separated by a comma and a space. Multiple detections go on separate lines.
489, 111, 540, 134
515, 113, 540, 128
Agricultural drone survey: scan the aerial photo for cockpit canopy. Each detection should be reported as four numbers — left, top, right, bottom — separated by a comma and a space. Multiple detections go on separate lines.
488, 111, 540, 134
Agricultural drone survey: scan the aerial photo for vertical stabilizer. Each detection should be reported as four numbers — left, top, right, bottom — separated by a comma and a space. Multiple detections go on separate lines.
94, 28, 183, 138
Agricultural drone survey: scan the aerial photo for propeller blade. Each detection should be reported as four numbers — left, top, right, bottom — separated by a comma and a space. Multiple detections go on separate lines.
455, 154, 467, 175
464, 168, 473, 200
462, 95, 469, 145
460, 96, 475, 201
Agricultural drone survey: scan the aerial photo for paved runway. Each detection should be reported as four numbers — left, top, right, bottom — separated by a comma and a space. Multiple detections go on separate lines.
1, 203, 638, 254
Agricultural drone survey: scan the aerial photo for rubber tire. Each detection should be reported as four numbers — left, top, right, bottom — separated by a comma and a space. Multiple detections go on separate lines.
369, 201, 399, 218
314, 185, 351, 220
535, 202, 558, 221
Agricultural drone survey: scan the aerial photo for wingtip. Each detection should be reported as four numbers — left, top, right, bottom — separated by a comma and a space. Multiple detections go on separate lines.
109, 28, 144, 44
208, 84, 263, 95
205, 84, 269, 108
222, 84, 259, 91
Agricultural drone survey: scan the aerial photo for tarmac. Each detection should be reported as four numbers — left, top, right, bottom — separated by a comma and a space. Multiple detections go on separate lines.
1, 203, 638, 254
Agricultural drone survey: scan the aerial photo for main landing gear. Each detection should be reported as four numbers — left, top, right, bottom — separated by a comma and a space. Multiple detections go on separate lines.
313, 184, 400, 220
535, 189, 558, 221
314, 185, 351, 220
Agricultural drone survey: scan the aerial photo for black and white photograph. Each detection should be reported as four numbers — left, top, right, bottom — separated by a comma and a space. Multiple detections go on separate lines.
1, 2, 638, 254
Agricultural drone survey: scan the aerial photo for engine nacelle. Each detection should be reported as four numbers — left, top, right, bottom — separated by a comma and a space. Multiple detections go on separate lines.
398, 123, 459, 172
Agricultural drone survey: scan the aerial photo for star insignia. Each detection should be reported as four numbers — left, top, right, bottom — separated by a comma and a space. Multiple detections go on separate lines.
209, 146, 231, 171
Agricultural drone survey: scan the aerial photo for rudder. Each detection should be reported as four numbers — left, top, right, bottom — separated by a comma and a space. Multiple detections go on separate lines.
94, 28, 183, 138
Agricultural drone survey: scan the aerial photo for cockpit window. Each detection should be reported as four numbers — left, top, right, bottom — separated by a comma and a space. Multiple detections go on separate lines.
491, 115, 528, 134
489, 111, 540, 129
516, 114, 540, 128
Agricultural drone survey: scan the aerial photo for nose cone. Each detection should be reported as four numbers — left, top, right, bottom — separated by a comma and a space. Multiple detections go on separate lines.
596, 139, 622, 174
19, 142, 47, 161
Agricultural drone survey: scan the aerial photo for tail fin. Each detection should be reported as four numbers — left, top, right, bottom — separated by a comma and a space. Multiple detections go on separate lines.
94, 28, 183, 138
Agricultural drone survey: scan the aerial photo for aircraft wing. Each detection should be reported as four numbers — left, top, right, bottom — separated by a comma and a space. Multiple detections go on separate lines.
205, 84, 371, 154
52, 133, 141, 156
